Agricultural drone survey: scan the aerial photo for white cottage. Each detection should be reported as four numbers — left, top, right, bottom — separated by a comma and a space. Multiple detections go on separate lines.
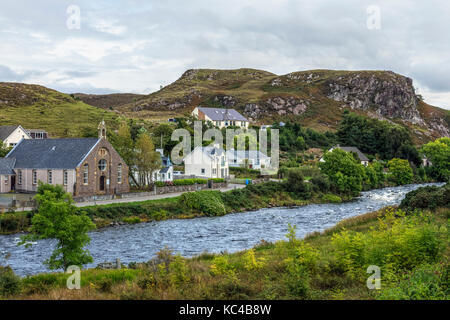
183, 145, 229, 179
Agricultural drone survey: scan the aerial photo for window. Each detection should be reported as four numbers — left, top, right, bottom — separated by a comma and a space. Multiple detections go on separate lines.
48, 170, 53, 184
168, 172, 171, 179
32, 170, 37, 185
18, 170, 22, 185
63, 170, 68, 186
99, 148, 108, 157
221, 156, 225, 166
83, 164, 89, 185
4, 176, 8, 185
201, 168, 206, 174
98, 159, 107, 171
35, 132, 43, 139
117, 164, 122, 184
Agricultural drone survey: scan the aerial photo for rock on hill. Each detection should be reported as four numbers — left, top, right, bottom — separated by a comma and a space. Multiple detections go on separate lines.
0, 82, 120, 138
114, 68, 449, 143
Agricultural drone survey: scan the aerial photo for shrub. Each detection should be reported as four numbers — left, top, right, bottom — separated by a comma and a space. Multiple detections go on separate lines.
122, 216, 141, 224
310, 174, 330, 193
0, 266, 21, 296
0, 213, 30, 233
179, 191, 226, 216
285, 169, 312, 199
400, 184, 449, 211
322, 194, 342, 203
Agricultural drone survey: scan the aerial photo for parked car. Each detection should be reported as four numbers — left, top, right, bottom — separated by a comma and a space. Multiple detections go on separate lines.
173, 171, 183, 176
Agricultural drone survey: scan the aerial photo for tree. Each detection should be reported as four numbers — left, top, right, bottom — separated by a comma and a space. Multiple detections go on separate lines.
0, 141, 12, 157
285, 169, 311, 199
387, 158, 413, 185
109, 121, 139, 185
319, 148, 366, 196
422, 138, 450, 182
20, 184, 95, 271
135, 133, 162, 185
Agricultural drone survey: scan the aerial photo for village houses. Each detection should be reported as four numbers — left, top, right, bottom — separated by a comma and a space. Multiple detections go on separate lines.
1, 121, 130, 196
192, 107, 249, 129
320, 145, 370, 166
226, 149, 271, 170
183, 144, 229, 179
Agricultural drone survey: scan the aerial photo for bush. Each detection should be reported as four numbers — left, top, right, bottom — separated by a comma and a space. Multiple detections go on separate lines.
122, 216, 141, 224
322, 194, 342, 203
310, 174, 331, 193
285, 169, 312, 199
400, 184, 449, 211
179, 191, 226, 216
0, 266, 21, 296
0, 213, 30, 233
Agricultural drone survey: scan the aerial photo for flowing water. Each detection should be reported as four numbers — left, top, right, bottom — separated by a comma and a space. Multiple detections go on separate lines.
0, 183, 441, 276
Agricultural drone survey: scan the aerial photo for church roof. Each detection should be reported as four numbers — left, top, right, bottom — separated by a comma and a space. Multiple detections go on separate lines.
0, 158, 16, 175
6, 138, 100, 169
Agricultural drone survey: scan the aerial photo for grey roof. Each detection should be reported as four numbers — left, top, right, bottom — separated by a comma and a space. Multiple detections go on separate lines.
198, 107, 248, 122
226, 149, 270, 160
6, 138, 100, 169
26, 129, 48, 134
0, 126, 19, 141
335, 146, 369, 162
0, 158, 16, 175
160, 166, 171, 174
184, 146, 225, 161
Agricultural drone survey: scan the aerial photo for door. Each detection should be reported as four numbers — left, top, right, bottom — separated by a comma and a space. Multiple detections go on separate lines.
11, 176, 15, 191
99, 176, 106, 191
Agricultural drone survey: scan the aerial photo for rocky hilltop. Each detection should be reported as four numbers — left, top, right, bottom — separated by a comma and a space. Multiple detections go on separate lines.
114, 68, 449, 142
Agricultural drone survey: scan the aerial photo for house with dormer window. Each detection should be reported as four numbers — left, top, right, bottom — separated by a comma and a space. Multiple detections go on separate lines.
192, 107, 249, 129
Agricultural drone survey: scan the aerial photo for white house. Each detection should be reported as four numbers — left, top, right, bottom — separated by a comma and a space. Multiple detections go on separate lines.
320, 145, 369, 167
0, 125, 32, 148
133, 149, 174, 185
183, 144, 229, 179
226, 149, 271, 170
153, 149, 174, 182
192, 107, 249, 129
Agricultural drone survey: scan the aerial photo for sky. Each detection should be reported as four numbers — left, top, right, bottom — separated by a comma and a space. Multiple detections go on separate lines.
0, 0, 449, 109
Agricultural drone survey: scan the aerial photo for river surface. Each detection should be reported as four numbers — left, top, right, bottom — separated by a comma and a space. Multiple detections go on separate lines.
0, 183, 441, 276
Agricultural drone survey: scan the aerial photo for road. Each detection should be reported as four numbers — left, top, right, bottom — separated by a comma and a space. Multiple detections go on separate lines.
14, 184, 246, 211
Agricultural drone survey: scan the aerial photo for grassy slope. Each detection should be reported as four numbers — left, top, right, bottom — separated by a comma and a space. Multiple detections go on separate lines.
8, 206, 448, 300
0, 83, 121, 137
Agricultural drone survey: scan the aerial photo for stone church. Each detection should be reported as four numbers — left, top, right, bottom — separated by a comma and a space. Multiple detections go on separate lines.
2, 121, 130, 196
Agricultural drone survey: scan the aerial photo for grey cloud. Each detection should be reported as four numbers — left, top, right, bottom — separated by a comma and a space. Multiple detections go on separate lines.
0, 0, 449, 108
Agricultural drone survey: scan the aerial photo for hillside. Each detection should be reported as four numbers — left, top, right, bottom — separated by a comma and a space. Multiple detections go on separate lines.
114, 68, 450, 143
0, 83, 121, 138
72, 93, 146, 110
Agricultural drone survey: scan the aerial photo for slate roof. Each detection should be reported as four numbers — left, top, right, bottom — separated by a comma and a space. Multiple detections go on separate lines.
184, 146, 225, 161
6, 138, 100, 169
0, 126, 19, 141
197, 107, 248, 122
335, 146, 369, 162
0, 158, 16, 175
160, 166, 171, 174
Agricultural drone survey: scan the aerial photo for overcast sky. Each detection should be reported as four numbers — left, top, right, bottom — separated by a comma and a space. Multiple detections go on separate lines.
0, 0, 449, 109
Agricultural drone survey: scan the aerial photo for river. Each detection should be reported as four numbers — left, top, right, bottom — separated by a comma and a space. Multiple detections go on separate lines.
0, 183, 441, 276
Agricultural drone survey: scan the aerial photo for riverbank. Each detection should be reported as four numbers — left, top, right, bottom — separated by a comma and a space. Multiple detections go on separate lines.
0, 180, 441, 235
2, 200, 448, 300
0, 181, 350, 235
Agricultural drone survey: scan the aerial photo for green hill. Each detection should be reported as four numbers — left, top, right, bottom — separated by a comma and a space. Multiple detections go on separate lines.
0, 82, 121, 138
